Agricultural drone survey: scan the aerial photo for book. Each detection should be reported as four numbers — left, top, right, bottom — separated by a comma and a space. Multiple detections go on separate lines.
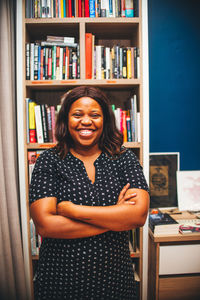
85, 0, 90, 17
89, 0, 95, 17
46, 35, 75, 44
85, 33, 93, 79
29, 101, 37, 143
179, 223, 200, 234
34, 105, 44, 143
41, 104, 49, 142
28, 151, 37, 183
149, 212, 179, 235
125, 0, 134, 17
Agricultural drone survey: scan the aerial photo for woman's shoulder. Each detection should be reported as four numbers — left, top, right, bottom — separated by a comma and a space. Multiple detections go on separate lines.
35, 147, 60, 166
117, 147, 138, 162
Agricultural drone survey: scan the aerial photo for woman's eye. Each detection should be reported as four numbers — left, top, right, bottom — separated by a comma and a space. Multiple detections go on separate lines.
73, 113, 82, 117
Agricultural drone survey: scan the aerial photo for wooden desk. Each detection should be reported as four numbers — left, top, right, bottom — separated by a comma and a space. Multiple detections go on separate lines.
148, 229, 200, 300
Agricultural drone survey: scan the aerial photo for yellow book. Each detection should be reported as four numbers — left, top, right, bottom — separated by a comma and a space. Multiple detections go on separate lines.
29, 101, 37, 143
61, 0, 64, 18
127, 48, 132, 79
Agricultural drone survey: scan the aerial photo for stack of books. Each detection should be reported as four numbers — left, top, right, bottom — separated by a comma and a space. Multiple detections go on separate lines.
149, 212, 179, 236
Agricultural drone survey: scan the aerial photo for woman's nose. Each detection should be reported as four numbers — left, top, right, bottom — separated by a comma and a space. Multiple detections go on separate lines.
81, 116, 92, 124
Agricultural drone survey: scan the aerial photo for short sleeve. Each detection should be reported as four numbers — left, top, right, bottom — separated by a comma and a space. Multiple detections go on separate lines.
119, 149, 149, 192
29, 150, 58, 204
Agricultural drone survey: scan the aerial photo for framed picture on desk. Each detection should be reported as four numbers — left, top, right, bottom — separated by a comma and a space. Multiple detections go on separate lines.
149, 152, 180, 208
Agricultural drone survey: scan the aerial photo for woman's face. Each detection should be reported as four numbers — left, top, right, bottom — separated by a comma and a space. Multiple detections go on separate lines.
68, 97, 104, 150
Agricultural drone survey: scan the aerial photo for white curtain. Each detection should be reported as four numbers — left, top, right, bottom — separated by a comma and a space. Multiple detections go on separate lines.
0, 0, 28, 299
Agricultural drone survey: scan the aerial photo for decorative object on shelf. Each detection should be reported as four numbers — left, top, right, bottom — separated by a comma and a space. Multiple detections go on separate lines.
177, 170, 200, 211
149, 152, 180, 208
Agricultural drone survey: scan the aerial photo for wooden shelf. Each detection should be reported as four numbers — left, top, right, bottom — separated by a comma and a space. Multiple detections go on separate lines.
25, 79, 140, 88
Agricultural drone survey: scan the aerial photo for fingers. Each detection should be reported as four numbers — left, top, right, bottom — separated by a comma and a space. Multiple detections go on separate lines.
118, 183, 130, 203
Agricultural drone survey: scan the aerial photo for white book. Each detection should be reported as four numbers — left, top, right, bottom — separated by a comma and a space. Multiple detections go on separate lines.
137, 112, 141, 142
137, 55, 140, 79
95, 46, 102, 80
30, 43, 34, 80
133, 95, 138, 142
114, 108, 121, 130
105, 47, 111, 79
34, 105, 44, 143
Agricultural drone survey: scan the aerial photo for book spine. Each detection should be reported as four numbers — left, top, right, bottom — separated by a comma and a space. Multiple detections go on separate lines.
56, 46, 60, 80
26, 43, 30, 80
121, 0, 125, 17
50, 106, 56, 143
85, 33, 93, 79
85, 0, 90, 17
105, 47, 110, 79
125, 0, 133, 17
52, 45, 56, 80
126, 115, 132, 142
72, 51, 77, 79
127, 47, 132, 79
46, 106, 53, 142
41, 0, 46, 17
34, 105, 44, 143
59, 47, 63, 80
25, 98, 30, 143
45, 47, 49, 79
48, 47, 52, 79
29, 101, 37, 143
41, 104, 49, 142
89, 0, 95, 17
122, 110, 127, 142
30, 43, 35, 80
68, 0, 72, 17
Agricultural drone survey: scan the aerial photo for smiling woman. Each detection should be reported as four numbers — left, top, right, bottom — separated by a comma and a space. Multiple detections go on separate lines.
29, 86, 149, 300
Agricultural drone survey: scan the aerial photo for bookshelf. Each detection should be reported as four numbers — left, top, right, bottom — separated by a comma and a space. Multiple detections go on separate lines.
16, 1, 149, 299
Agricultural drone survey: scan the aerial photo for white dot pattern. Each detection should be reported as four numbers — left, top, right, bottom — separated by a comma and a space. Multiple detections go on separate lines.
29, 148, 149, 300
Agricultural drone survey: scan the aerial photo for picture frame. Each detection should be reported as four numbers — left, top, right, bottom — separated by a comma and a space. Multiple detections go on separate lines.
149, 152, 180, 208
177, 170, 200, 211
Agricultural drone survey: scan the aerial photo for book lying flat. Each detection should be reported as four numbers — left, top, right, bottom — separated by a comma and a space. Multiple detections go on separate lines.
149, 212, 179, 235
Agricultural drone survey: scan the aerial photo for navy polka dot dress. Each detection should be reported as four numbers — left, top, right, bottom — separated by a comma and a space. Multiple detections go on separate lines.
29, 147, 149, 300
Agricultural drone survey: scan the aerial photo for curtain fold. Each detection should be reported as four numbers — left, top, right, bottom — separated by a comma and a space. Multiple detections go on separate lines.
0, 0, 28, 299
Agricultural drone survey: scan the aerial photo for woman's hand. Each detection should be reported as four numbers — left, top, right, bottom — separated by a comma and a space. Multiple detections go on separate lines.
117, 183, 137, 205
57, 201, 76, 218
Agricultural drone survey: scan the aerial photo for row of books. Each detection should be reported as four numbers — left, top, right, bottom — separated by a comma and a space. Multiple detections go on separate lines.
86, 33, 140, 80
113, 95, 140, 143
30, 218, 42, 256
26, 94, 140, 144
26, 98, 61, 143
26, 0, 139, 19
26, 37, 80, 80
149, 209, 200, 236
28, 150, 44, 182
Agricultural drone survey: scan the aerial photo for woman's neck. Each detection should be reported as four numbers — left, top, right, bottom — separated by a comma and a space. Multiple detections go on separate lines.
70, 145, 102, 161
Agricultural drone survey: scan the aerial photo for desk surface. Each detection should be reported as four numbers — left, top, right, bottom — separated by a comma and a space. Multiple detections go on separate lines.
149, 228, 200, 243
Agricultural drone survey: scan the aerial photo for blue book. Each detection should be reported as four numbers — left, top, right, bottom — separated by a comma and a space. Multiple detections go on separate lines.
89, 0, 96, 17
125, 0, 134, 17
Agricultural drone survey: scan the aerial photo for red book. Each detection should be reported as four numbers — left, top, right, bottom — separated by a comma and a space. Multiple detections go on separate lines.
50, 106, 56, 143
68, 0, 72, 17
78, 0, 82, 16
48, 48, 52, 79
84, 0, 89, 17
85, 33, 93, 79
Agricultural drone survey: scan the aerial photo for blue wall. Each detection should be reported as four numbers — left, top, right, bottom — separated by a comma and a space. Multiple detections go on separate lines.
148, 0, 200, 170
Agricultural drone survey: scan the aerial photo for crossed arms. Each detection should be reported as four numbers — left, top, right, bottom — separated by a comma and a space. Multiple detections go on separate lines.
30, 183, 149, 239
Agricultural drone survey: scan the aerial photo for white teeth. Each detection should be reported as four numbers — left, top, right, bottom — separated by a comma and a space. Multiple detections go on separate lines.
79, 130, 93, 136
